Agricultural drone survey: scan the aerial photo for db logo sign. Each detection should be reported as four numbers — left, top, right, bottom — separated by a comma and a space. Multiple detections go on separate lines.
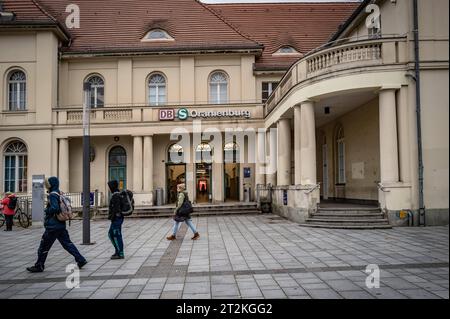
159, 109, 175, 121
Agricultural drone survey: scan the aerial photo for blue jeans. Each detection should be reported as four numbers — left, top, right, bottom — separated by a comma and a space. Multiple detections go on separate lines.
108, 217, 124, 257
36, 229, 86, 268
172, 219, 197, 236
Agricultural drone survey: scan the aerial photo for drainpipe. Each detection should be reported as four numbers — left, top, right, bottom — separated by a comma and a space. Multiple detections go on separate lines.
413, 0, 426, 226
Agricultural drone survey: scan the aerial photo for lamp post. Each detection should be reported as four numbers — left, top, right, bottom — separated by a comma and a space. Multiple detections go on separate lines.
82, 82, 94, 245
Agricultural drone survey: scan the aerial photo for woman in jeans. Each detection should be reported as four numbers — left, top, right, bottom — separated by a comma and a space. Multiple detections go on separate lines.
167, 184, 200, 241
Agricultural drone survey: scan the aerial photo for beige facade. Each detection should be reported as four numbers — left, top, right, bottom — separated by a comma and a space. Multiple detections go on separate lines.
0, 0, 448, 226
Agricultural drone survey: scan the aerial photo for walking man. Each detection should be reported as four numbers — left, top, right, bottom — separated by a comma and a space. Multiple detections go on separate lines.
108, 180, 125, 259
26, 177, 87, 273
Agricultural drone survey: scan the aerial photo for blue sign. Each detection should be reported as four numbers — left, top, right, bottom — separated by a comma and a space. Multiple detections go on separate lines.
81, 192, 95, 206
244, 167, 251, 178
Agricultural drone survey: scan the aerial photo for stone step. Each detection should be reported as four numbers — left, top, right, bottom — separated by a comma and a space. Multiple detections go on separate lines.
306, 218, 390, 224
312, 213, 385, 219
299, 223, 393, 230
317, 207, 381, 213
94, 209, 261, 219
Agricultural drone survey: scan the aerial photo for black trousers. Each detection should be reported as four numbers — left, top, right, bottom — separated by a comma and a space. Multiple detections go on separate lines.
5, 215, 13, 230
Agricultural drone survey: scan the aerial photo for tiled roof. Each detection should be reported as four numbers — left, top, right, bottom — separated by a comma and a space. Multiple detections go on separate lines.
0, 0, 58, 23
34, 0, 262, 54
209, 2, 358, 70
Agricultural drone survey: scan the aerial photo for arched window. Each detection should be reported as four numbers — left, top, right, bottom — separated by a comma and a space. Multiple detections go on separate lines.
196, 143, 213, 163
148, 73, 166, 106
336, 126, 346, 184
273, 46, 301, 56
167, 143, 184, 164
209, 71, 228, 104
3, 141, 28, 193
85, 75, 104, 108
224, 142, 240, 163
8, 70, 26, 111
143, 29, 174, 41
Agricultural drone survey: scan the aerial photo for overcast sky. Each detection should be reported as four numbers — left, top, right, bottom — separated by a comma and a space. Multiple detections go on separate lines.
202, 0, 361, 3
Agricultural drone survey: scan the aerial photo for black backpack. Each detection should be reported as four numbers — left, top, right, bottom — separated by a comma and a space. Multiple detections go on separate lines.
7, 196, 17, 210
117, 190, 134, 216
177, 193, 193, 217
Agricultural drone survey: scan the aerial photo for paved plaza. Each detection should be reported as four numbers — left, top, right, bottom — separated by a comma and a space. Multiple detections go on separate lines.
0, 214, 448, 299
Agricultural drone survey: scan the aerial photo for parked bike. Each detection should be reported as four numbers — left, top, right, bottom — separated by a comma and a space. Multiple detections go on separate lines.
0, 206, 31, 228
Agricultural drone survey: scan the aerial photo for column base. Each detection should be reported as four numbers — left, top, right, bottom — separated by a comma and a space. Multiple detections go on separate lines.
133, 191, 154, 206
270, 185, 320, 223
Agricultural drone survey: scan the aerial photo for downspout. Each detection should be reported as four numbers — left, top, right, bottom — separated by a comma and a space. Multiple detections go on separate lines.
413, 0, 426, 226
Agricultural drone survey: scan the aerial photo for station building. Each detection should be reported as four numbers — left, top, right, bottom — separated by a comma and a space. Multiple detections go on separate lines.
0, 0, 448, 226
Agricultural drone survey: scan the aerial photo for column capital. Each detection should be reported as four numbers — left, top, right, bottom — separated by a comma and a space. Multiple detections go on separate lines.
378, 85, 401, 92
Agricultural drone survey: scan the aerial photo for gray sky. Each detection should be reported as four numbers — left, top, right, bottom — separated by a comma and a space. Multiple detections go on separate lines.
202, 0, 360, 3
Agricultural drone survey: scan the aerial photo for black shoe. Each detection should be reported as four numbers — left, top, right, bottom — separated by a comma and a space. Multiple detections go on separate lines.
77, 260, 88, 269
26, 266, 44, 273
111, 254, 124, 260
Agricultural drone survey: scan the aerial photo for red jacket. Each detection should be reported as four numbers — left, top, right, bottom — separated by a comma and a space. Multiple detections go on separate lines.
1, 196, 16, 216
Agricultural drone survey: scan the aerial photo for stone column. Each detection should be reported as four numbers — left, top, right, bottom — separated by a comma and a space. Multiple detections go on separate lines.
143, 135, 153, 192
300, 101, 317, 185
58, 138, 70, 192
277, 118, 291, 186
294, 105, 302, 185
397, 86, 411, 183
133, 136, 143, 192
266, 128, 277, 186
379, 89, 399, 183
255, 130, 266, 187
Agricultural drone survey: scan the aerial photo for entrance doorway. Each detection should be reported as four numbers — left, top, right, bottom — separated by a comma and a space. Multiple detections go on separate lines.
322, 143, 329, 199
166, 164, 186, 204
108, 146, 127, 191
196, 162, 212, 203
224, 142, 240, 201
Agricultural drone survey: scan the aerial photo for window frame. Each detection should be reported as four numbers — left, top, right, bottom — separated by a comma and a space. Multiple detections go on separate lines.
336, 127, 346, 185
85, 74, 105, 108
209, 71, 229, 105
148, 73, 167, 106
7, 69, 27, 111
262, 81, 279, 103
142, 29, 174, 42
3, 141, 28, 193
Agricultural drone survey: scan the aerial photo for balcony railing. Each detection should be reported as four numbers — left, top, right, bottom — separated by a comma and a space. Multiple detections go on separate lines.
264, 35, 408, 116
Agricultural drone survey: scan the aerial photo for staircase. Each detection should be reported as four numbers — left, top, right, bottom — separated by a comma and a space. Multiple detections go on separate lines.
301, 205, 392, 229
94, 202, 260, 219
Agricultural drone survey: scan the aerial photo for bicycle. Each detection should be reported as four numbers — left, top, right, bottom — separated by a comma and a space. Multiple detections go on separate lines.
0, 206, 31, 229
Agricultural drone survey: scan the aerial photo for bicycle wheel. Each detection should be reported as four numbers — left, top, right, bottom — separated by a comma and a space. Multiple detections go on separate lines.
18, 209, 31, 228
0, 213, 4, 228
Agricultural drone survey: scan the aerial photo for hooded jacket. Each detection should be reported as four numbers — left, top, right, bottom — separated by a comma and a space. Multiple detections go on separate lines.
1, 194, 16, 216
44, 176, 65, 230
108, 180, 123, 221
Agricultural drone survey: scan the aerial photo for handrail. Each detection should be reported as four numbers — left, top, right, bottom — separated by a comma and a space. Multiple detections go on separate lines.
305, 183, 321, 195
377, 182, 391, 193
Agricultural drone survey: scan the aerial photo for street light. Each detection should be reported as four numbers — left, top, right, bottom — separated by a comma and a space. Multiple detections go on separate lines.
82, 82, 94, 245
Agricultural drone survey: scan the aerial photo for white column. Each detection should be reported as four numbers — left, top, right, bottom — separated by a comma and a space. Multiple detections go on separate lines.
397, 86, 411, 183
300, 101, 317, 185
277, 118, 291, 186
58, 138, 69, 192
266, 128, 277, 185
379, 89, 399, 183
133, 136, 143, 192
143, 135, 153, 192
294, 105, 302, 185
255, 130, 266, 187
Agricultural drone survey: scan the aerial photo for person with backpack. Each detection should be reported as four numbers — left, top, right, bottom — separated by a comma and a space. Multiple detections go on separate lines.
107, 180, 127, 260
167, 183, 200, 241
26, 176, 87, 273
1, 192, 17, 231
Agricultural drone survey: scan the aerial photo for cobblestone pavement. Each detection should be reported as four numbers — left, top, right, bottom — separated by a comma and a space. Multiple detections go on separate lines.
0, 215, 448, 299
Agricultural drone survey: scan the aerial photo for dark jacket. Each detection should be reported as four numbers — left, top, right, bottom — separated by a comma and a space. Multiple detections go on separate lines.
44, 177, 65, 230
173, 191, 189, 222
108, 180, 123, 221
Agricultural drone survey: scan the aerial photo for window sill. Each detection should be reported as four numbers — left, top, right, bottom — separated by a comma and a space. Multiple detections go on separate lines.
1, 110, 32, 114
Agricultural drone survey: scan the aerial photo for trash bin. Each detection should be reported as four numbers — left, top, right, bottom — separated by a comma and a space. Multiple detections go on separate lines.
155, 188, 164, 206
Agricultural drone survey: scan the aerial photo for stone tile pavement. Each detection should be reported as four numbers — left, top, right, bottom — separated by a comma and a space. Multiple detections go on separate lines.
0, 215, 448, 299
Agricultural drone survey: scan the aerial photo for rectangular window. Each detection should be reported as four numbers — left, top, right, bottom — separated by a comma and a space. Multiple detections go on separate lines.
262, 82, 279, 103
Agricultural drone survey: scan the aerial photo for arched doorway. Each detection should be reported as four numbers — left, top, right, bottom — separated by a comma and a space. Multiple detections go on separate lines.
224, 142, 240, 201
108, 146, 127, 191
334, 125, 346, 200
195, 143, 213, 203
166, 143, 186, 204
